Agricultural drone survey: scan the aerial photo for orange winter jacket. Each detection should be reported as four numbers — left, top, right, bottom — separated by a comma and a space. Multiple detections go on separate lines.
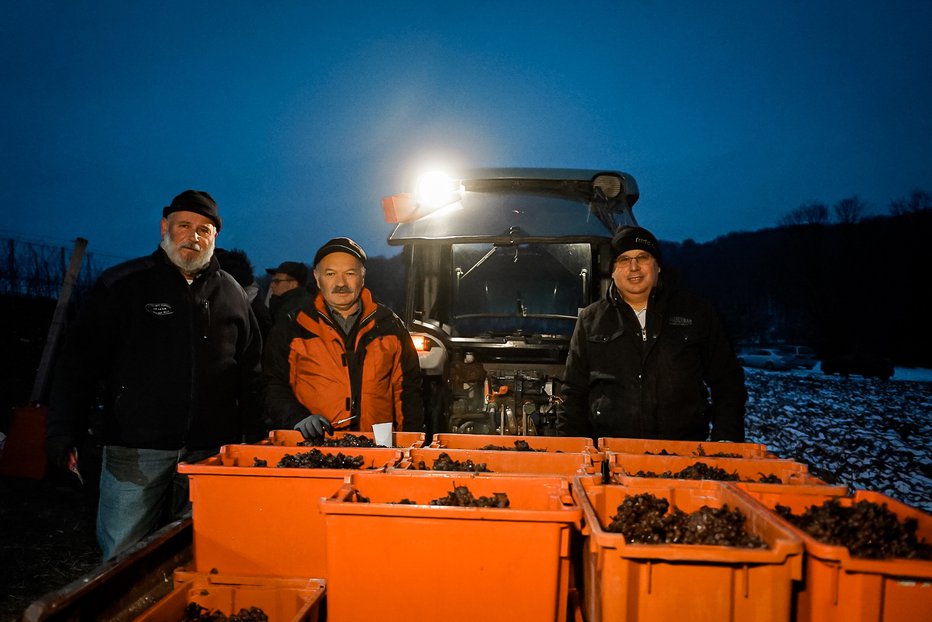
262, 288, 424, 433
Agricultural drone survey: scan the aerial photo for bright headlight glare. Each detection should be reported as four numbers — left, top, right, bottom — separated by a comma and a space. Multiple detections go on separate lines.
415, 171, 462, 208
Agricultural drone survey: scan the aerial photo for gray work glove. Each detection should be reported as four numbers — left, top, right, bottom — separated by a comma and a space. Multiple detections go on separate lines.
294, 413, 334, 441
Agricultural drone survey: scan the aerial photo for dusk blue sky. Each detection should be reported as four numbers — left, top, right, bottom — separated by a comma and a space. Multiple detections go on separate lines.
2, 1, 930, 274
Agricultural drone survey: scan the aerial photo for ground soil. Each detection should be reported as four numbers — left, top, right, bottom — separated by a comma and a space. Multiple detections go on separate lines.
0, 466, 100, 621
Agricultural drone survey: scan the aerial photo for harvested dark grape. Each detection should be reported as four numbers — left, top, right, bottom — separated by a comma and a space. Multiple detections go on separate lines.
275, 449, 365, 469
644, 445, 741, 458
774, 498, 932, 559
477, 440, 545, 452
300, 433, 381, 448
633, 461, 781, 483
415, 452, 492, 472
430, 485, 510, 508
606, 492, 766, 548
695, 445, 742, 458
757, 473, 782, 484
182, 603, 268, 621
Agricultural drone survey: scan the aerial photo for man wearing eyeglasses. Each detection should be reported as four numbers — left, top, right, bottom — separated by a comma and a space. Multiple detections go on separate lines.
562, 226, 747, 442
265, 260, 313, 326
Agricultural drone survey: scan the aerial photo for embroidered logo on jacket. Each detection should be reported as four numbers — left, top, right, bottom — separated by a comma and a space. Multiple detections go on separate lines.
145, 303, 174, 316
668, 315, 693, 326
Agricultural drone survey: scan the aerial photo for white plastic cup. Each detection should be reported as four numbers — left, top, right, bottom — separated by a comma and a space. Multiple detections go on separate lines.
372, 422, 393, 447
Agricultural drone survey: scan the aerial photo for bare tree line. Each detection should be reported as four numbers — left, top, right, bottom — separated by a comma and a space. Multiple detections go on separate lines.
778, 188, 930, 226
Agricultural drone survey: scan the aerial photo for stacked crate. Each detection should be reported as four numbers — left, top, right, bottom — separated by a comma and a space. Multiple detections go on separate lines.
575, 476, 804, 622
134, 432, 930, 621
589, 437, 931, 622
134, 573, 326, 622
178, 443, 405, 578
737, 487, 932, 622
320, 470, 582, 621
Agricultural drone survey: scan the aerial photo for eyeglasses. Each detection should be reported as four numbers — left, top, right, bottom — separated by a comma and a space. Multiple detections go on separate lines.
270, 278, 296, 284
616, 253, 653, 267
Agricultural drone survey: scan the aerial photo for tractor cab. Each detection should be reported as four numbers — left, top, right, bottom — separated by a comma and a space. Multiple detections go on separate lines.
383, 168, 639, 436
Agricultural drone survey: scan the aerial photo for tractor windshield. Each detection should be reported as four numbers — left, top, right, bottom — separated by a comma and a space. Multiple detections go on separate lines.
450, 242, 590, 337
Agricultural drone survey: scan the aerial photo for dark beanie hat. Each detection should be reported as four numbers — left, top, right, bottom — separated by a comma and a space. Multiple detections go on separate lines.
313, 237, 367, 267
611, 226, 661, 264
265, 261, 309, 287
162, 190, 222, 231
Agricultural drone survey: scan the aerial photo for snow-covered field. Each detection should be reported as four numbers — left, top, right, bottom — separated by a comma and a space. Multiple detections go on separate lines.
743, 365, 932, 513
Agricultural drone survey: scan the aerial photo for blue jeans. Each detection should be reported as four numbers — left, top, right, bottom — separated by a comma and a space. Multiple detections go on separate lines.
96, 445, 216, 560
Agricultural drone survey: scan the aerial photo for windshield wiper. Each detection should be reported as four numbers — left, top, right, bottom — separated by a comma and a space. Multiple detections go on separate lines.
457, 246, 498, 281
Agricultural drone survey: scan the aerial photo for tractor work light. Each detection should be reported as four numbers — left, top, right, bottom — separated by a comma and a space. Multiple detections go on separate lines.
415, 171, 462, 208
382, 171, 464, 224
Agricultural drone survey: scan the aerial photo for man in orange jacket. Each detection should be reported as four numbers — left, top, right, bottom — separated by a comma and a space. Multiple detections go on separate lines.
261, 237, 424, 440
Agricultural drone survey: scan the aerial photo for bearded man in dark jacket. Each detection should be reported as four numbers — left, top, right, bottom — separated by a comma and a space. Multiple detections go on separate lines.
47, 190, 263, 560
562, 226, 746, 442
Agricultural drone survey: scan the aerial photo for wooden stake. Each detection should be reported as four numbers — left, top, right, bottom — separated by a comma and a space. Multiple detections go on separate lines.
30, 237, 87, 404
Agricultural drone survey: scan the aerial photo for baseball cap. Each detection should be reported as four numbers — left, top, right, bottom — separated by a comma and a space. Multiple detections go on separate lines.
313, 237, 367, 267
265, 261, 309, 286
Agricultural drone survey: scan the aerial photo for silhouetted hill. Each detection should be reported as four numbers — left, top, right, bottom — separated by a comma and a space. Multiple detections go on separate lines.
664, 209, 931, 366
357, 209, 932, 367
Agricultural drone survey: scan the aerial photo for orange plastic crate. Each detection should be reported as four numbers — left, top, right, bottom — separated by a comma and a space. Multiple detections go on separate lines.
599, 437, 773, 458
575, 476, 803, 622
431, 432, 596, 452
741, 488, 932, 622
404, 446, 601, 478
268, 428, 426, 448
320, 471, 582, 622
178, 444, 402, 577
608, 452, 822, 486
732, 480, 850, 502
133, 572, 325, 622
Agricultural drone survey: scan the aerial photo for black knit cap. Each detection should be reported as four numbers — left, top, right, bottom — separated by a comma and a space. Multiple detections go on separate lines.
313, 237, 367, 267
611, 226, 661, 264
265, 261, 309, 287
162, 189, 222, 231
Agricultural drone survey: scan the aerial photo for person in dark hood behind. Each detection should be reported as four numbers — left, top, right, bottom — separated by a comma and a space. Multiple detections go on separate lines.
264, 260, 314, 327
46, 189, 263, 560
215, 247, 272, 338
561, 225, 747, 442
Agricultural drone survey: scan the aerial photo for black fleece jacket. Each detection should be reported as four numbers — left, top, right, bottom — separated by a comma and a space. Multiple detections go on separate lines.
47, 247, 263, 452
561, 275, 746, 441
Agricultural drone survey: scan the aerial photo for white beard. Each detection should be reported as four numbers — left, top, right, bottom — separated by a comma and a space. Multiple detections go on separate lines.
160, 231, 215, 275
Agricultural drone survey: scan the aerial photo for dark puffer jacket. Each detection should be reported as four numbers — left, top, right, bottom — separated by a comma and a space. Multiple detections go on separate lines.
561, 275, 746, 441
268, 285, 314, 327
47, 247, 263, 451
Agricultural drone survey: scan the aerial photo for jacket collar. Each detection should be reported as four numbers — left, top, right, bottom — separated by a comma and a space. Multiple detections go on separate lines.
607, 275, 665, 309
314, 287, 378, 324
